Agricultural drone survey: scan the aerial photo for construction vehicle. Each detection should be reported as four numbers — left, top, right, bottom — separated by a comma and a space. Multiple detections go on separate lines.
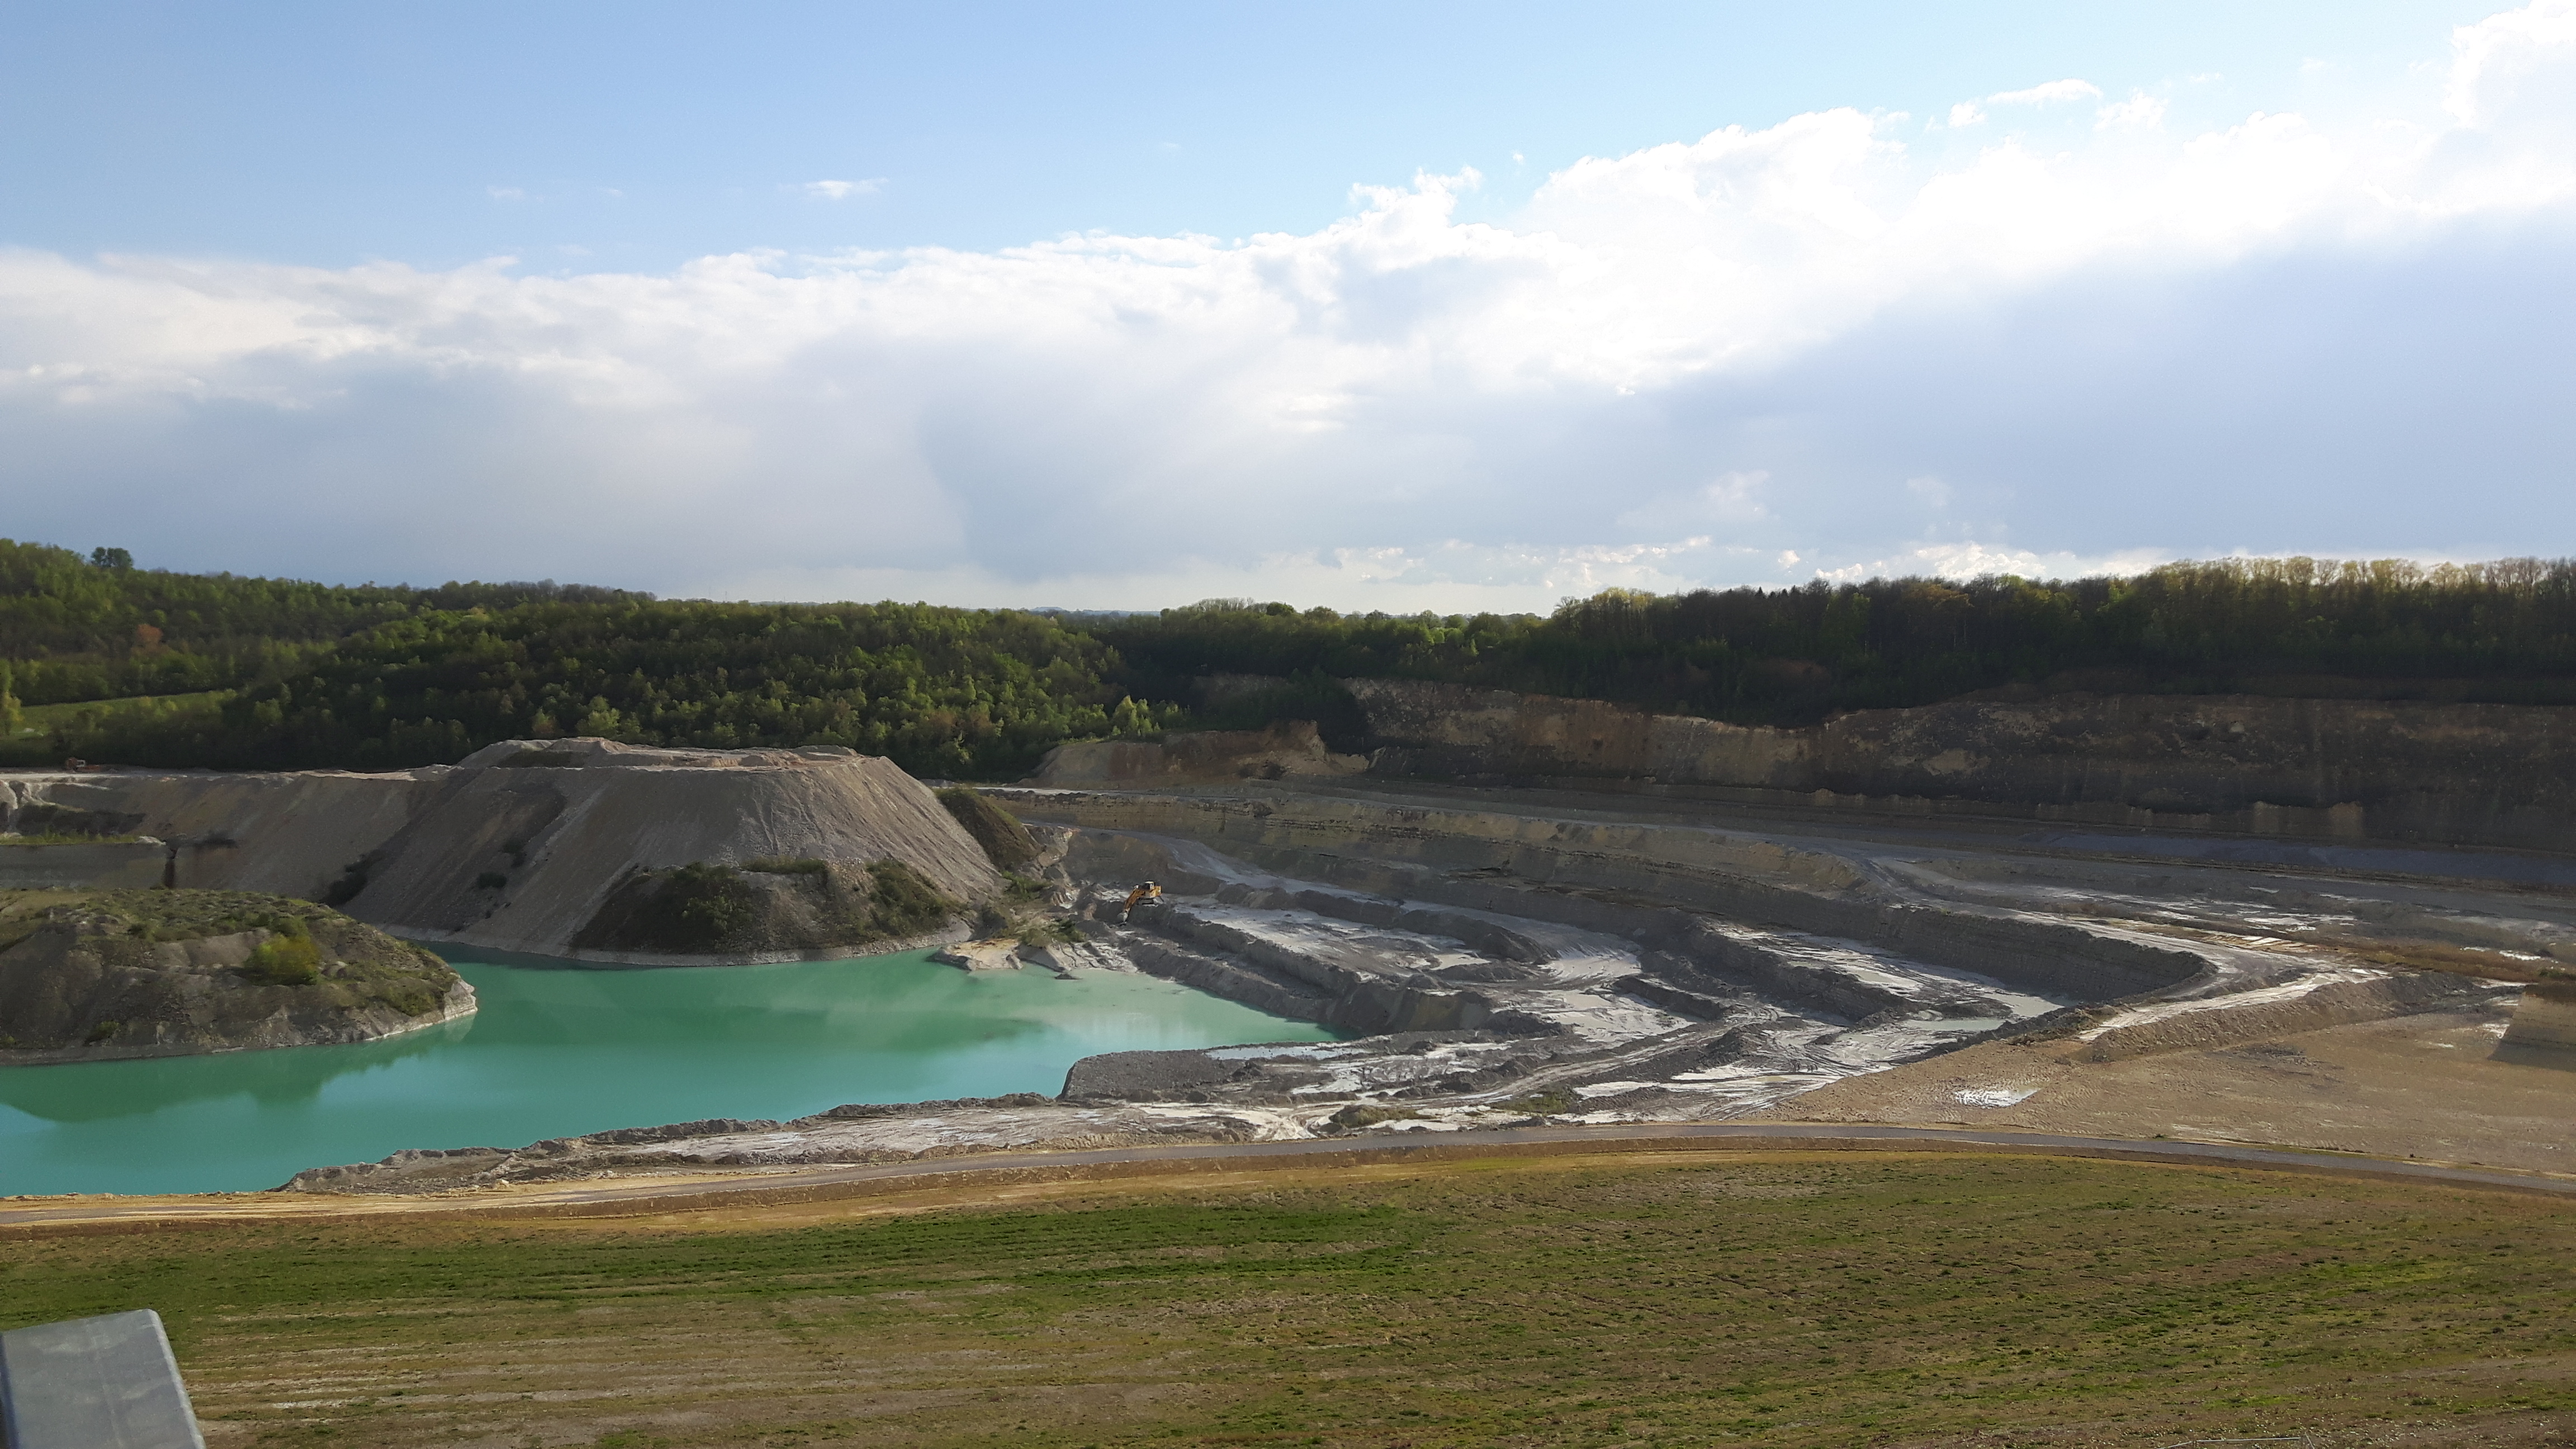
1117, 881, 1162, 922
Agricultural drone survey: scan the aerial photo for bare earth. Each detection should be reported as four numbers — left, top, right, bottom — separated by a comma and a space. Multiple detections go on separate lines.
1753, 1002, 2575, 1177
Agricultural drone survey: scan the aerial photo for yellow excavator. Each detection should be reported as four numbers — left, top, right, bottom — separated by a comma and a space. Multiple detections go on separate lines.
1116, 881, 1162, 922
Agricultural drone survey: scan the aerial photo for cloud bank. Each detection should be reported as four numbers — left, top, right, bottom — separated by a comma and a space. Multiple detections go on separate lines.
4, 4, 2573, 611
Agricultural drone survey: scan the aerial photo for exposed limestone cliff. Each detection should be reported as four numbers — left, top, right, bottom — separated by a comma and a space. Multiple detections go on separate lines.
0, 889, 473, 1064
1028, 721, 1367, 787
1346, 679, 2576, 853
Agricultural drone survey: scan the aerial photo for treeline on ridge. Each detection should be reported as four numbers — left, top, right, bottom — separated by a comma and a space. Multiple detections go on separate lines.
6, 539, 2573, 778
0, 538, 651, 705
12, 595, 1167, 778
1100, 556, 2576, 736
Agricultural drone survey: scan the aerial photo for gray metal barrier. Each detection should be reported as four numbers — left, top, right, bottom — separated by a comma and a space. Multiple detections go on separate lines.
0, 1309, 206, 1449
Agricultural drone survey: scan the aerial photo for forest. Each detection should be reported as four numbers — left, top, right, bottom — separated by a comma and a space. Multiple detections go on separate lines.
6, 538, 2572, 778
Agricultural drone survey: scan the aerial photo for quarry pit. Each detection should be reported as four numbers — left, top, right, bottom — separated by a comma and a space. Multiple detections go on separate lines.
4, 732, 2569, 1195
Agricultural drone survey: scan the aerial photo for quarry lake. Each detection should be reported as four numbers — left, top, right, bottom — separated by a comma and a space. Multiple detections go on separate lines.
0, 950, 1339, 1197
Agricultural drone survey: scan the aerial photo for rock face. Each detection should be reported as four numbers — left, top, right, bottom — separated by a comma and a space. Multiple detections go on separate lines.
1028, 721, 1367, 787
0, 739, 1003, 962
0, 769, 440, 897
1346, 679, 2576, 853
0, 891, 474, 1064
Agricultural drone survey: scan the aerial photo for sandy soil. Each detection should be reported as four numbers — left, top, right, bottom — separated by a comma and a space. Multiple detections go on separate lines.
1752, 1002, 2576, 1176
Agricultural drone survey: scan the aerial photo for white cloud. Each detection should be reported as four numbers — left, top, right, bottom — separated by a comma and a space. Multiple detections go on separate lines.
1986, 78, 2104, 108
1614, 471, 1771, 533
1813, 543, 2175, 585
2096, 92, 2168, 131
3, 6, 2574, 610
803, 178, 884, 201
2447, 0, 2576, 125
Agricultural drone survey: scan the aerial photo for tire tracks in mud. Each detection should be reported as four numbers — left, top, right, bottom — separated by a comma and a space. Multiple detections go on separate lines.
6, 1122, 2569, 1239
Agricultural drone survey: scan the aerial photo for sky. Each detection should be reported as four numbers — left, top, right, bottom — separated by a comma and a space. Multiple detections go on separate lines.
3, 1, 2571, 611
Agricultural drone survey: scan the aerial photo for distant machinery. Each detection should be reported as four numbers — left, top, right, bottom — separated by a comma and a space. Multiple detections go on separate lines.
1117, 881, 1162, 922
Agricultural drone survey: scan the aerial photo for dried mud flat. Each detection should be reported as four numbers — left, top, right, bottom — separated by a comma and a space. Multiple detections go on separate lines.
1751, 1005, 2575, 1177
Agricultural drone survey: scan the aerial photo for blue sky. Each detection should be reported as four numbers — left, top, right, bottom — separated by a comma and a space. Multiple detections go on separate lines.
3, 2, 2571, 608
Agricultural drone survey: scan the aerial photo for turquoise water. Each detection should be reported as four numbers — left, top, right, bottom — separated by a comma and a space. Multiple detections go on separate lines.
0, 950, 1337, 1197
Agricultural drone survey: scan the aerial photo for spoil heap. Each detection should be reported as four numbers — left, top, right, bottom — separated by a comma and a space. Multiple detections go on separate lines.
0, 738, 1006, 962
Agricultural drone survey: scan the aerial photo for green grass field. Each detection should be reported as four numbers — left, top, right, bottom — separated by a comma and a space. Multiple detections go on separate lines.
4, 1152, 2570, 1448
6, 689, 227, 742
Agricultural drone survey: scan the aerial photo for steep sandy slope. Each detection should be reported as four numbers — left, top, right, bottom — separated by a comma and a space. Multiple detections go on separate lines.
1, 738, 1003, 961
340, 738, 1002, 960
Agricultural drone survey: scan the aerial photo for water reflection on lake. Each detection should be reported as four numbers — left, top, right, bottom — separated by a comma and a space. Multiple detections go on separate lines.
0, 949, 1336, 1197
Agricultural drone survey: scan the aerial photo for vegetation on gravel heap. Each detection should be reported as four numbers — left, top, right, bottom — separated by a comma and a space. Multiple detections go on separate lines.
0, 888, 461, 1042
570, 858, 962, 955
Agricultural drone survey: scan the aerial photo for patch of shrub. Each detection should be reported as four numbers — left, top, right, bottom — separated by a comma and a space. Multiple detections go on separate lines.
85, 1019, 121, 1043
322, 854, 376, 906
576, 863, 763, 953
1016, 917, 1086, 946
1325, 1102, 1424, 1133
245, 932, 322, 986
381, 982, 441, 1016
475, 871, 509, 891
743, 856, 829, 877
864, 859, 958, 939
936, 787, 1039, 871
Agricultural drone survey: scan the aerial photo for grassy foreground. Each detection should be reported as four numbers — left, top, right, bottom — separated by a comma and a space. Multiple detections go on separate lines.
3, 1152, 2572, 1448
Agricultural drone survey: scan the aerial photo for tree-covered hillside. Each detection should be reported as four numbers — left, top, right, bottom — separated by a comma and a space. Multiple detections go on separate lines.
6, 544, 2570, 778
28, 599, 1162, 779
1099, 557, 2576, 732
0, 538, 648, 705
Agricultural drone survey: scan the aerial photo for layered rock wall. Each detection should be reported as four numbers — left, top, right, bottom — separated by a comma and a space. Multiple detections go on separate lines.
1345, 680, 2576, 853
1029, 721, 1367, 787
1001, 789, 2215, 1006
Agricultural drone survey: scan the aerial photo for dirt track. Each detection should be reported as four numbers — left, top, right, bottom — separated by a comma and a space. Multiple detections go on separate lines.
6, 1120, 2569, 1240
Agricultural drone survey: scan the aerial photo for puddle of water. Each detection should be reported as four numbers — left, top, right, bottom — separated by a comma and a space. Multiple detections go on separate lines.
0, 948, 1337, 1197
